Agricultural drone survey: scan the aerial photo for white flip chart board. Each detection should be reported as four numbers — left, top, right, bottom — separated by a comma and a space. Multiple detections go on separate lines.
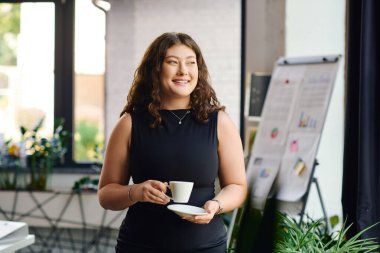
246, 55, 341, 209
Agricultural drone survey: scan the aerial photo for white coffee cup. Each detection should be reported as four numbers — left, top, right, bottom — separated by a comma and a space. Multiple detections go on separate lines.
169, 181, 194, 203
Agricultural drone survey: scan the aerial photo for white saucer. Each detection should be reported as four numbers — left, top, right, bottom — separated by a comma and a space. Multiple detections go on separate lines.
167, 204, 208, 217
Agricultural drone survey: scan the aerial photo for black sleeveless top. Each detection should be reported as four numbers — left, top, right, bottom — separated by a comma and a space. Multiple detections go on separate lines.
116, 109, 227, 252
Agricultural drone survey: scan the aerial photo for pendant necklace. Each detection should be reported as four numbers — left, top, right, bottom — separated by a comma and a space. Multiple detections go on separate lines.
169, 110, 191, 125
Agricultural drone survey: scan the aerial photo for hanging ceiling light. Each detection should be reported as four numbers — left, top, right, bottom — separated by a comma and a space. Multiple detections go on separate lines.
92, 0, 111, 12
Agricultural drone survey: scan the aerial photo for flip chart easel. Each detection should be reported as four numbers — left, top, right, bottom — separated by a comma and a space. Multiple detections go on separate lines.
245, 55, 341, 220
298, 159, 328, 227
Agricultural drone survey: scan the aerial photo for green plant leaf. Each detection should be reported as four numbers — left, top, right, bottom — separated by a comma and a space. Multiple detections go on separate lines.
32, 117, 45, 133
274, 213, 380, 253
329, 215, 340, 229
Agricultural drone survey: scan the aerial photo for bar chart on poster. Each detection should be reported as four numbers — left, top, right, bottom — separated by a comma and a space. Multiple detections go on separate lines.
246, 55, 341, 210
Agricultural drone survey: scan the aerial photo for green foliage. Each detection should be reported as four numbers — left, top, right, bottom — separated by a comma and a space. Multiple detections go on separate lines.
74, 120, 103, 162
0, 4, 20, 34
330, 215, 340, 229
21, 117, 69, 190
227, 202, 379, 253
23, 117, 69, 162
54, 117, 70, 153
275, 214, 331, 252
72, 176, 99, 193
0, 3, 20, 65
274, 213, 379, 253
1, 117, 69, 190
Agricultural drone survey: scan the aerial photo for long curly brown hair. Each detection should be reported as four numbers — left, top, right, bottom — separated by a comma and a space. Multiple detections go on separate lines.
120, 32, 224, 127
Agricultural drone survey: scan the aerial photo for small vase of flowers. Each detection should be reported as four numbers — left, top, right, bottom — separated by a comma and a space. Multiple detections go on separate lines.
23, 117, 69, 191
0, 117, 69, 191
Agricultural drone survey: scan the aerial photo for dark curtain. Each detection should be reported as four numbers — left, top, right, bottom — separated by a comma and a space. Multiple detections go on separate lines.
343, 0, 380, 241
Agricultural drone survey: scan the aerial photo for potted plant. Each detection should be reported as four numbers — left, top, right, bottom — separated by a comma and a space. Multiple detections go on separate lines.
228, 197, 380, 253
21, 117, 69, 191
275, 213, 379, 253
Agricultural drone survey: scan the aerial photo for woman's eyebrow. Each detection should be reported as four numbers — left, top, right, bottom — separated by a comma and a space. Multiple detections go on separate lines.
165, 55, 196, 59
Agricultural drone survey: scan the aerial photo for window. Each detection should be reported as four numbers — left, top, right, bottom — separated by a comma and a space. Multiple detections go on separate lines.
0, 0, 106, 169
74, 0, 105, 162
0, 2, 55, 145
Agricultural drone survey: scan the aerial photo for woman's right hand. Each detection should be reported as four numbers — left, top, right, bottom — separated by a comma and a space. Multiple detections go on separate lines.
130, 180, 170, 205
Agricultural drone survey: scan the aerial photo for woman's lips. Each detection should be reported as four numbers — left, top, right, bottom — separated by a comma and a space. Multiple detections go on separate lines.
172, 79, 190, 85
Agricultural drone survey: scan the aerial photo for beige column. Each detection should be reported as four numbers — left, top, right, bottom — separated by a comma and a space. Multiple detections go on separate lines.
245, 0, 286, 74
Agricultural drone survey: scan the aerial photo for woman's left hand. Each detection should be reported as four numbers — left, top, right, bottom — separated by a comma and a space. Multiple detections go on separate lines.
181, 200, 220, 224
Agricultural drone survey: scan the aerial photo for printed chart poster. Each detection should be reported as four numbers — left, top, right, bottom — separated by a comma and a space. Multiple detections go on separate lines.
275, 132, 320, 201
290, 63, 339, 133
247, 64, 305, 209
250, 65, 305, 158
248, 157, 281, 209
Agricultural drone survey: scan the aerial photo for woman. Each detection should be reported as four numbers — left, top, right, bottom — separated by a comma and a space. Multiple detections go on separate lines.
98, 32, 247, 253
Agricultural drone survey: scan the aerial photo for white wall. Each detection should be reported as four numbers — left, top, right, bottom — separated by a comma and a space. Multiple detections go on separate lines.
285, 0, 346, 223
106, 0, 242, 140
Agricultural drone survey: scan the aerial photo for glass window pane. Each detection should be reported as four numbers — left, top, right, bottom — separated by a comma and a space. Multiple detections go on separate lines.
74, 0, 105, 162
0, 3, 55, 141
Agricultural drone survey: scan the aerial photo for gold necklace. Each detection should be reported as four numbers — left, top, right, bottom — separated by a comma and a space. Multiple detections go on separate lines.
169, 110, 191, 125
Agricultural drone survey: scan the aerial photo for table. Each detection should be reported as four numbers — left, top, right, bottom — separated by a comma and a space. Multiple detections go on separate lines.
0, 235, 35, 253
0, 190, 126, 252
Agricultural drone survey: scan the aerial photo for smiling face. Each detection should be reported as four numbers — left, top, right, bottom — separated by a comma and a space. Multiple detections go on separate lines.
159, 44, 198, 108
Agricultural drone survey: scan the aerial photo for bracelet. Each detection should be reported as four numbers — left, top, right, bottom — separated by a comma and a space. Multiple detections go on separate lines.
128, 185, 135, 202
210, 199, 223, 215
